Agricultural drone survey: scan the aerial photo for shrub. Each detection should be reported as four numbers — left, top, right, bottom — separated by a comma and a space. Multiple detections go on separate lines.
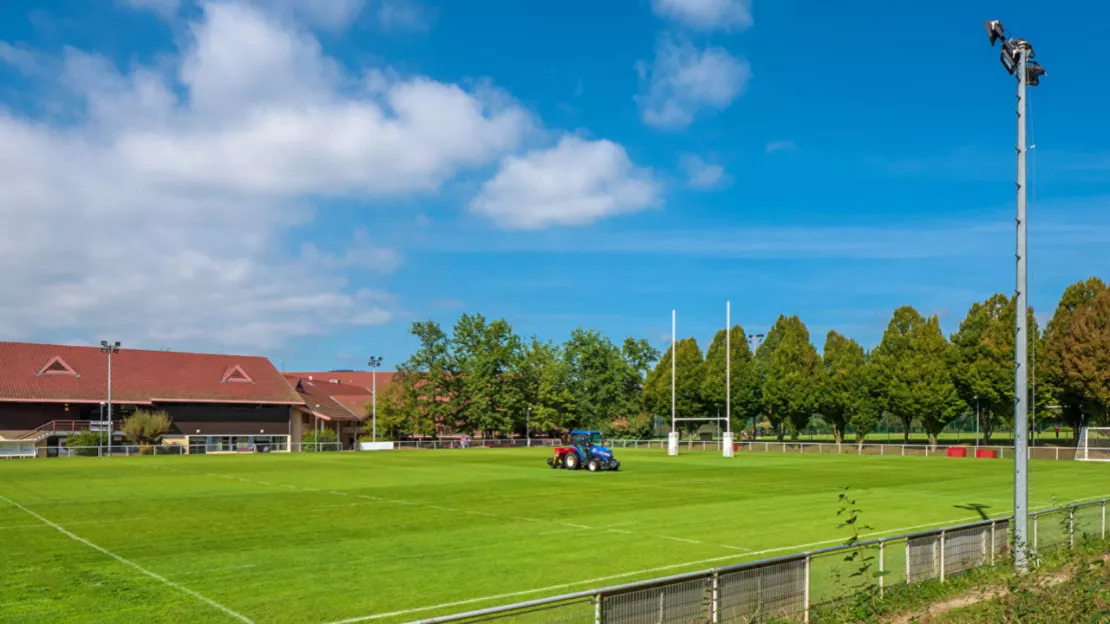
121, 409, 172, 446
302, 429, 338, 452
65, 430, 105, 456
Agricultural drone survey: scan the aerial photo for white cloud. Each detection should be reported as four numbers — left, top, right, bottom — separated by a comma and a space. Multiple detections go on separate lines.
636, 38, 750, 129
252, 0, 365, 29
122, 0, 182, 17
651, 0, 752, 31
0, 1, 532, 350
765, 140, 795, 153
377, 0, 432, 32
680, 154, 730, 190
469, 136, 661, 230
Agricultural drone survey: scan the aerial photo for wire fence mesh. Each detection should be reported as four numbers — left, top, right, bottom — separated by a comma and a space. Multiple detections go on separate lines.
602, 577, 711, 624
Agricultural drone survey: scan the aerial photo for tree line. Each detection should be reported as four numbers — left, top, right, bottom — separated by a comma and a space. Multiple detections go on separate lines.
375, 277, 1110, 446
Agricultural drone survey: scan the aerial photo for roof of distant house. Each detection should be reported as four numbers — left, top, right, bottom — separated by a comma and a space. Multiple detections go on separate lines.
284, 374, 372, 422
284, 371, 394, 393
0, 341, 303, 405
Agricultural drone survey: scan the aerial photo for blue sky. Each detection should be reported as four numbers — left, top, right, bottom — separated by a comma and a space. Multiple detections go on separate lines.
1, 0, 1108, 372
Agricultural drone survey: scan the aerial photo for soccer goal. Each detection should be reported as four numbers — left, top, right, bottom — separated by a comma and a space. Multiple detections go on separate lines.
1075, 428, 1110, 462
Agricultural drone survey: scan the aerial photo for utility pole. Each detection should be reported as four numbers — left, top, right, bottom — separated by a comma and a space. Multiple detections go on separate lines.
986, 19, 1045, 573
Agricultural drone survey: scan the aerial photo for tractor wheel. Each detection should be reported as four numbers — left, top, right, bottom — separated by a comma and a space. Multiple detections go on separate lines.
587, 458, 601, 472
564, 453, 580, 470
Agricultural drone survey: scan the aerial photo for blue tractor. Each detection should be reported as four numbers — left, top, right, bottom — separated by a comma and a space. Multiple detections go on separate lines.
547, 430, 620, 472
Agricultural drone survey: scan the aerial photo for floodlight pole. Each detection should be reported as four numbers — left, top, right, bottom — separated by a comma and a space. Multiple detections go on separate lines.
368, 356, 382, 444
100, 340, 120, 457
1012, 41, 1031, 573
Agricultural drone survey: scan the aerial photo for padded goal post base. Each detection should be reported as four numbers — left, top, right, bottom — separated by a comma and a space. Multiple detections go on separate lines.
722, 432, 735, 458
667, 431, 680, 456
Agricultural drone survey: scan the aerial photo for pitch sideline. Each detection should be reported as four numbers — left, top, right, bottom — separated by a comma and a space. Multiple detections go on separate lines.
0, 493, 254, 624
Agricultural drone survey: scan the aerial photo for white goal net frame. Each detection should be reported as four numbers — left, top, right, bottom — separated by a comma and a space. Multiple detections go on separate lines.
1075, 427, 1110, 462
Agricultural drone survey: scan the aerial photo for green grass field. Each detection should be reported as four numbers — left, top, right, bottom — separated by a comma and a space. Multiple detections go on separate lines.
1, 449, 1107, 624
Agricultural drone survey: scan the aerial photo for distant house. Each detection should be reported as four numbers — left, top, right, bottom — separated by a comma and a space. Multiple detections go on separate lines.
0, 341, 304, 456
283, 374, 376, 449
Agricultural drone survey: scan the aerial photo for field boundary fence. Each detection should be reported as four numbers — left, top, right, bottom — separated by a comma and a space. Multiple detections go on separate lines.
409, 498, 1110, 624
14, 438, 1089, 460
604, 439, 1084, 461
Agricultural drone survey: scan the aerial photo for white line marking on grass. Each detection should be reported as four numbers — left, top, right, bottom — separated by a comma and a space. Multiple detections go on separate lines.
0, 494, 253, 624
320, 513, 1017, 624
663, 536, 702, 544
175, 564, 258, 577
511, 516, 542, 523
0, 516, 148, 531
607, 529, 633, 535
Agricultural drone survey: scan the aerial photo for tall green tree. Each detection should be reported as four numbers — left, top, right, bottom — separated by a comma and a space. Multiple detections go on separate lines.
909, 316, 965, 446
1053, 287, 1110, 429
756, 315, 819, 440
870, 306, 927, 442
563, 328, 641, 430
1043, 277, 1109, 437
951, 294, 1044, 443
644, 338, 706, 434
451, 313, 522, 437
397, 320, 459, 436
819, 331, 868, 445
699, 326, 758, 433
513, 337, 574, 436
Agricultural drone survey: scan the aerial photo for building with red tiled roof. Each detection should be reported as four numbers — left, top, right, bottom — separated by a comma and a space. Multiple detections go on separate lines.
0, 341, 305, 454
283, 375, 374, 450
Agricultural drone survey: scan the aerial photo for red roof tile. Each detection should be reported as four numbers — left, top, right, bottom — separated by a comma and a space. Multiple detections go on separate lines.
0, 341, 303, 405
285, 371, 394, 393
284, 374, 371, 422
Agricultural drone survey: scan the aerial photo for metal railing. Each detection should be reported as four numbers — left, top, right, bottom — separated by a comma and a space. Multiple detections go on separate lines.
393, 438, 560, 450
409, 498, 1110, 623
603, 439, 1083, 461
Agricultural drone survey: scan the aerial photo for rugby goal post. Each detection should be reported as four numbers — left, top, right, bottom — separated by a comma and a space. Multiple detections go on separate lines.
1075, 427, 1110, 462
668, 305, 736, 458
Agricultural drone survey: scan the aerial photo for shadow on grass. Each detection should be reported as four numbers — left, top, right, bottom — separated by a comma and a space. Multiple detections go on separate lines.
954, 503, 992, 521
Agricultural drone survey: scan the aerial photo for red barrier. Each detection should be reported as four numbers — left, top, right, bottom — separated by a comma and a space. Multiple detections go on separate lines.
946, 447, 968, 458
976, 449, 998, 459
734, 442, 740, 452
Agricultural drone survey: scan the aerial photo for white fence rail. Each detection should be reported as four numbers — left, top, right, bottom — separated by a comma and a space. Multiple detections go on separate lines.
408, 498, 1110, 623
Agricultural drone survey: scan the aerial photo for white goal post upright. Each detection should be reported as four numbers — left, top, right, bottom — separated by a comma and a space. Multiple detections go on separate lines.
1076, 427, 1110, 462
669, 309, 679, 456
723, 301, 734, 458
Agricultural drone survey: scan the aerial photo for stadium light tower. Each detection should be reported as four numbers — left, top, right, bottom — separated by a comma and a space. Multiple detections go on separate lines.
985, 18, 1045, 573
368, 356, 383, 443
100, 340, 120, 457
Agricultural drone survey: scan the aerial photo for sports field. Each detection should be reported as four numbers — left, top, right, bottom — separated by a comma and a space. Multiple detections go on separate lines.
1, 449, 1107, 624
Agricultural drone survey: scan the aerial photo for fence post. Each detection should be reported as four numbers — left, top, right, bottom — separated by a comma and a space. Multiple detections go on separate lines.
902, 445, 905, 457
711, 570, 720, 623
879, 540, 885, 597
939, 530, 946, 583
905, 540, 911, 583
990, 522, 996, 564
1055, 447, 1059, 461
1033, 514, 1039, 553
594, 592, 602, 624
1102, 501, 1107, 540
1069, 507, 1075, 548
803, 554, 811, 623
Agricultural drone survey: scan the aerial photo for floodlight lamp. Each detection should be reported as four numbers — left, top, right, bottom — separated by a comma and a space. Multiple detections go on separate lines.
984, 20, 1005, 46
1000, 41, 1018, 74
1026, 61, 1046, 86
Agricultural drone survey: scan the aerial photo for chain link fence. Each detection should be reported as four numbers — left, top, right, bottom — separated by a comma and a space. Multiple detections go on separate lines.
410, 499, 1109, 624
